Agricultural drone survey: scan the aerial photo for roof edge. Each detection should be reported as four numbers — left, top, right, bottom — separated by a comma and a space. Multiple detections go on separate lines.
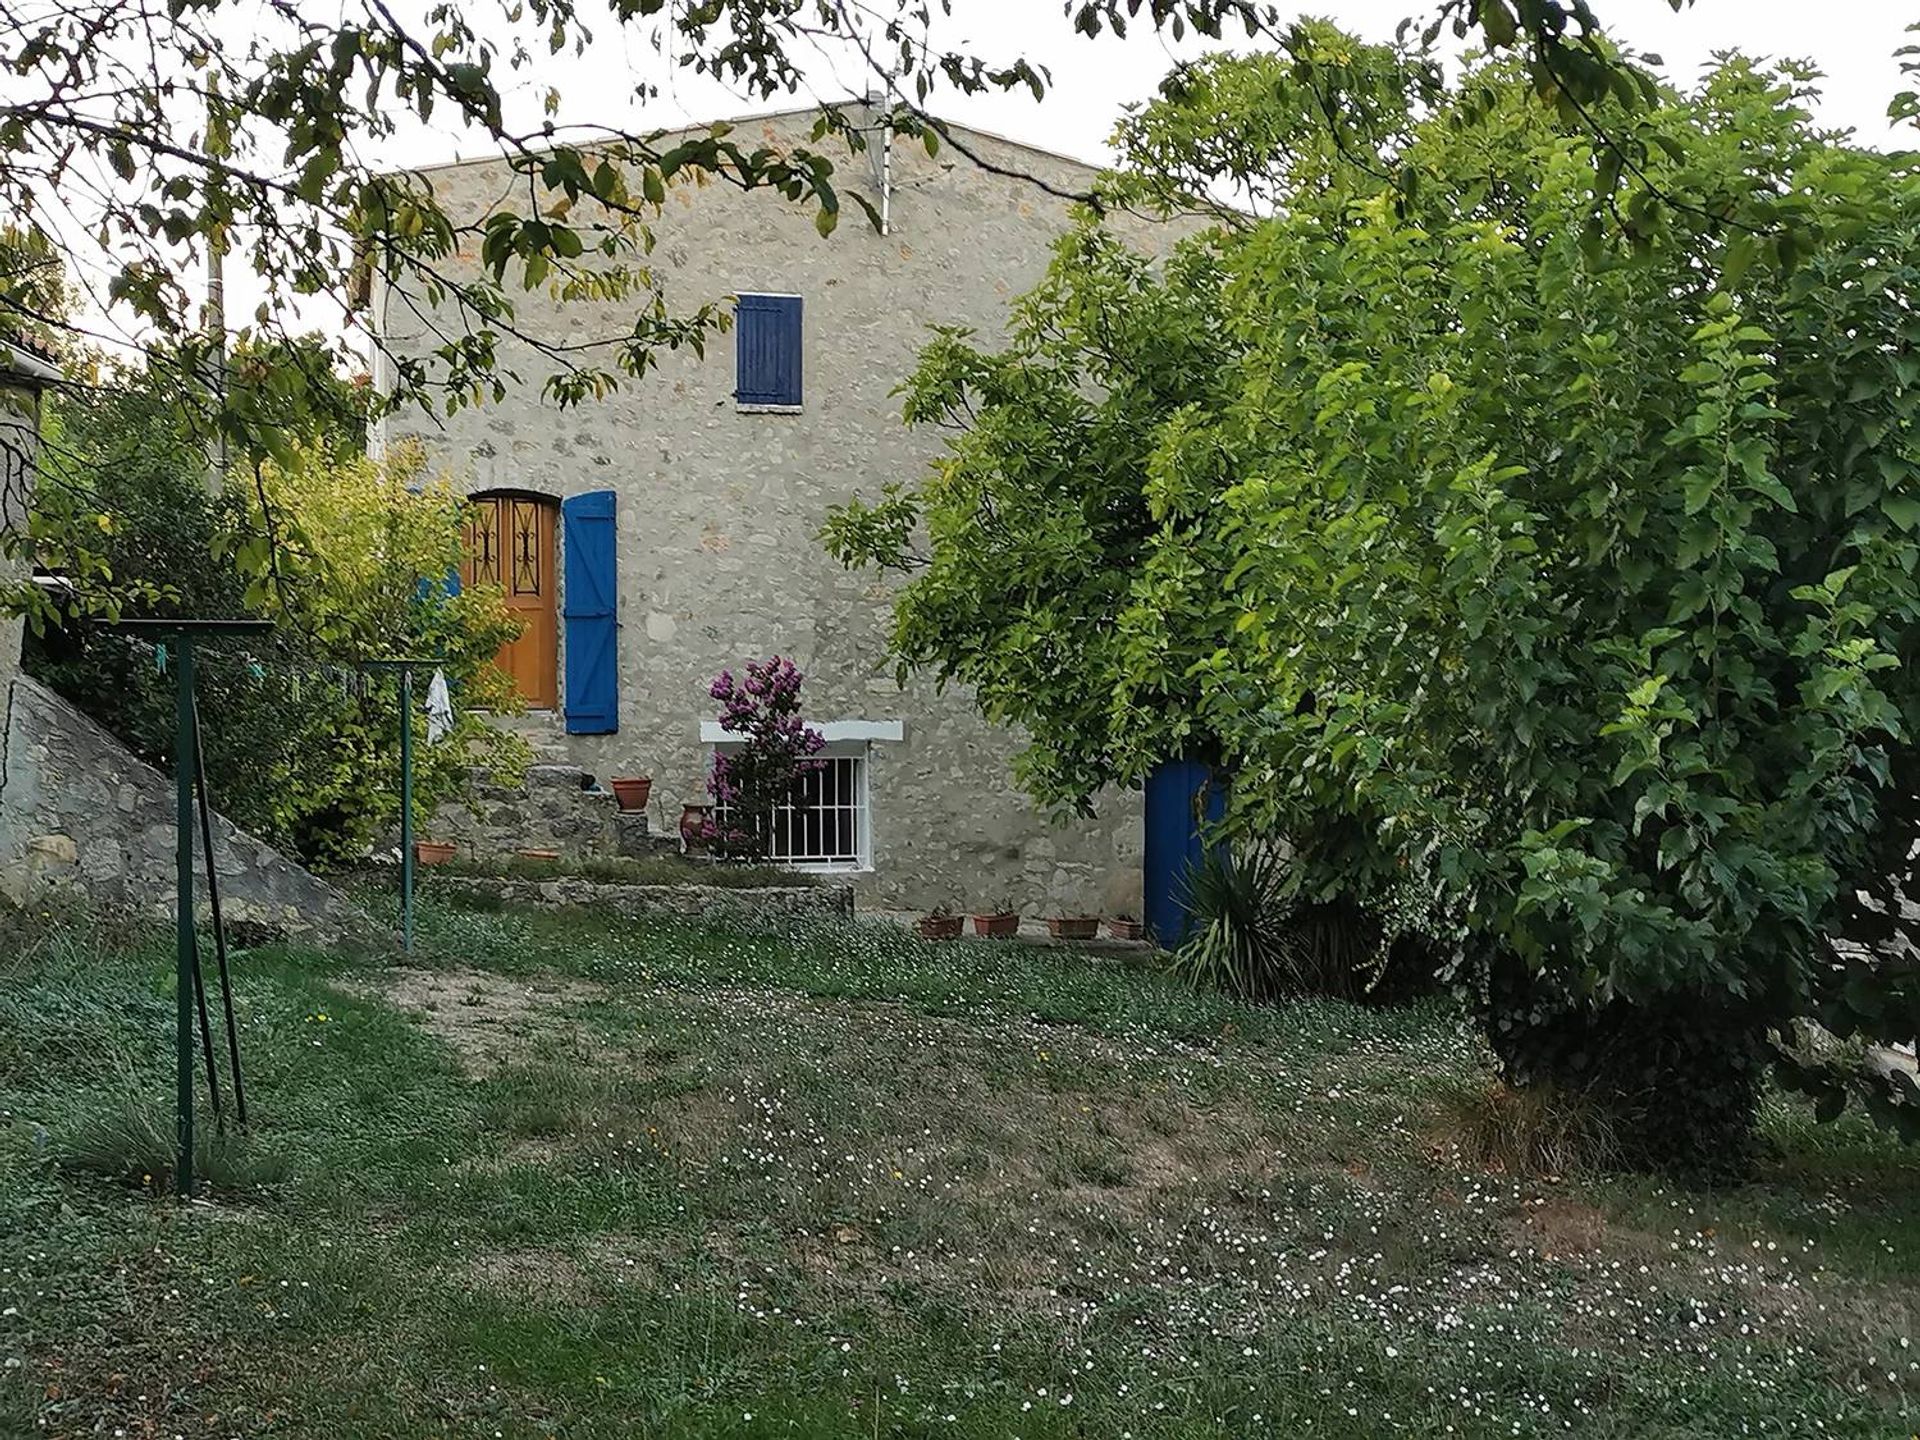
400, 101, 1112, 182
0, 337, 61, 387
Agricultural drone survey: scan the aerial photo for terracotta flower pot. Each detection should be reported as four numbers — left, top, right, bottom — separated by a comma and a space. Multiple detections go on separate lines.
679, 803, 714, 853
414, 840, 457, 867
1107, 918, 1146, 941
611, 776, 653, 812
972, 912, 1020, 938
917, 913, 964, 941
1047, 916, 1099, 941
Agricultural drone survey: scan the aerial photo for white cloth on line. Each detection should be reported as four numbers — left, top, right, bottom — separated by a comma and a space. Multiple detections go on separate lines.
426, 668, 454, 744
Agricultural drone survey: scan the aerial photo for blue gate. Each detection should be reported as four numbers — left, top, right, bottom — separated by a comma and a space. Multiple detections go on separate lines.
1143, 757, 1226, 947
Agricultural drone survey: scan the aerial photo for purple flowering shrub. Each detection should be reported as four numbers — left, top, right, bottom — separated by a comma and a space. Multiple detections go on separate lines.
706, 656, 826, 861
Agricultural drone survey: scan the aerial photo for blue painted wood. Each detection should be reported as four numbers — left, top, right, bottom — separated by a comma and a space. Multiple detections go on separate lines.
1144, 757, 1226, 947
561, 490, 618, 734
735, 293, 803, 405
415, 568, 461, 604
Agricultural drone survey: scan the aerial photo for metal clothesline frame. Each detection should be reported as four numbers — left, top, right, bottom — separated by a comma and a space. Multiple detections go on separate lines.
105, 617, 274, 1200
353, 658, 447, 955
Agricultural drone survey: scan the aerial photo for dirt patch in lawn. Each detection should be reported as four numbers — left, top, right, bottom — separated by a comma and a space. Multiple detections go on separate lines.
366, 966, 608, 1074
460, 1246, 592, 1304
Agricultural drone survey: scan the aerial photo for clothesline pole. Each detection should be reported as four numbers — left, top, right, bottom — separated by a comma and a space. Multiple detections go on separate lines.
101, 616, 274, 1201
172, 634, 198, 1197
354, 657, 447, 956
400, 664, 414, 954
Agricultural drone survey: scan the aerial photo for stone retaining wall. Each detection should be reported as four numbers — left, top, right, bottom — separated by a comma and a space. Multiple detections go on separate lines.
0, 677, 372, 941
426, 762, 676, 863
425, 871, 852, 925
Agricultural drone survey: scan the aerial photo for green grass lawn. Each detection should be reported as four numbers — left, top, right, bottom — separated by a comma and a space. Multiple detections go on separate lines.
1, 898, 1915, 1438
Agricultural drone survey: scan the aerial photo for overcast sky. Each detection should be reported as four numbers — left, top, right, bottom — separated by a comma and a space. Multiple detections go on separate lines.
33, 1, 1917, 357
419, 0, 1916, 171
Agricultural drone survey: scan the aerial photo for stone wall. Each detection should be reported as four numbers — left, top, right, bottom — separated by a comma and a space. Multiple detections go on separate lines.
0, 676, 372, 941
428, 761, 621, 862
425, 870, 852, 925
380, 113, 1165, 919
0, 376, 41, 707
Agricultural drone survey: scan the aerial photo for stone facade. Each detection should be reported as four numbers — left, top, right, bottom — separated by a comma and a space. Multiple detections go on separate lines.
0, 676, 371, 940
0, 342, 56, 707
379, 111, 1164, 917
425, 870, 853, 925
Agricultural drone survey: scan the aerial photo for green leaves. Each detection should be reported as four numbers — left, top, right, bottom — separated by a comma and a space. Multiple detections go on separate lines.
825, 37, 1920, 1143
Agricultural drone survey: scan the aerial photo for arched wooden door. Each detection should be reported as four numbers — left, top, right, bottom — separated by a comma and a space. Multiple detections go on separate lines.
461, 492, 558, 709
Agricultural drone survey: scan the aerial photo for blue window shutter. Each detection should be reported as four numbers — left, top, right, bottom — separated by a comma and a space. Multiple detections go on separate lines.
562, 490, 618, 735
414, 568, 461, 603
735, 294, 802, 405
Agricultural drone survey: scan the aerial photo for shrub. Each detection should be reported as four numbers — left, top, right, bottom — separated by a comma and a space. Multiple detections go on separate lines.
46, 1088, 288, 1192
704, 656, 824, 863
1438, 1077, 1622, 1178
27, 366, 521, 867
1173, 845, 1441, 1005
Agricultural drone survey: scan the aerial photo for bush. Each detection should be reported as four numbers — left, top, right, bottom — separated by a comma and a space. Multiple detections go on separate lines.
1438, 1076, 1622, 1178
1173, 845, 1440, 1005
46, 1088, 288, 1193
1471, 950, 1772, 1182
704, 657, 825, 862
27, 366, 521, 867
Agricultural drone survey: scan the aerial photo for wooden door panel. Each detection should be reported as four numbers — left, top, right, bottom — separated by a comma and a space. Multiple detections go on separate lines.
463, 495, 558, 709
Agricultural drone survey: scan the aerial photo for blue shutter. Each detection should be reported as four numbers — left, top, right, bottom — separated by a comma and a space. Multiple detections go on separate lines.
562, 490, 618, 735
735, 294, 802, 406
414, 568, 461, 603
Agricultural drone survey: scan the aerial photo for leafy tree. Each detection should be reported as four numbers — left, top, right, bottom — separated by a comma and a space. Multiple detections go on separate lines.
28, 366, 519, 866
0, 0, 1703, 641
826, 31, 1920, 1173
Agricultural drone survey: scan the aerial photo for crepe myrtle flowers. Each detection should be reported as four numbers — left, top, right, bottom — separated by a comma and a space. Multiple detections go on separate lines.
707, 657, 826, 861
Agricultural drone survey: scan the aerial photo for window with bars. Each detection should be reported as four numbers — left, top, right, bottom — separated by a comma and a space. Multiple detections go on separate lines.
712, 743, 869, 869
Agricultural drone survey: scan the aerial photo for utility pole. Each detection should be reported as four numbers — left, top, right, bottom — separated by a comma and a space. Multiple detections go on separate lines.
203, 83, 230, 494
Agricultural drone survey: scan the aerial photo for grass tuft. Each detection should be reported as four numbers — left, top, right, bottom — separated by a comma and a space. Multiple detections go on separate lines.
1437, 1076, 1622, 1177
45, 1088, 290, 1192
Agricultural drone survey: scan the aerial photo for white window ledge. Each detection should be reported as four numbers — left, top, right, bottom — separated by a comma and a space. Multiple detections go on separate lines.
701, 718, 903, 744
735, 402, 804, 415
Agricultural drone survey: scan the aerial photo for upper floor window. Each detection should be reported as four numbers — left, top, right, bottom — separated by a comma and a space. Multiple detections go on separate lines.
735, 293, 802, 410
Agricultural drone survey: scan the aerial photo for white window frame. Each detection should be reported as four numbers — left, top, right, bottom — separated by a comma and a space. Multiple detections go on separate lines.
700, 720, 902, 873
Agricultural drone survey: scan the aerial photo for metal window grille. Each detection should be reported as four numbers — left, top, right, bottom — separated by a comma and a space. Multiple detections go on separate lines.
713, 745, 868, 869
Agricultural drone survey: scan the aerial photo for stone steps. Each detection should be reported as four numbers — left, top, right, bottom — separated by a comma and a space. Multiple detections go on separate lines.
432, 756, 678, 863
478, 708, 574, 763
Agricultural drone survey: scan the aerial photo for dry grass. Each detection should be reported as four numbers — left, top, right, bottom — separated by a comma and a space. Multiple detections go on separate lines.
1432, 1076, 1623, 1177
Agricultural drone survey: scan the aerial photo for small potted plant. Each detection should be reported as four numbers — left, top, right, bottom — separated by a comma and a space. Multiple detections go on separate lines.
1047, 914, 1099, 941
414, 839, 458, 867
917, 905, 964, 941
972, 897, 1020, 939
1108, 913, 1146, 941
610, 775, 653, 812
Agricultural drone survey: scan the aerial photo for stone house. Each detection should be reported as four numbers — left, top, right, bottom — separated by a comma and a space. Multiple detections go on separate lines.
375, 109, 1167, 917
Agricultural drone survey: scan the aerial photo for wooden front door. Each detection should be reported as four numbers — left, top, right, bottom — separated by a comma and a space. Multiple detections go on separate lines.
462, 493, 558, 709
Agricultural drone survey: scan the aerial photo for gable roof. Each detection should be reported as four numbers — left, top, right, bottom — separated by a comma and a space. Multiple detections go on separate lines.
0, 335, 59, 388
402, 102, 1110, 183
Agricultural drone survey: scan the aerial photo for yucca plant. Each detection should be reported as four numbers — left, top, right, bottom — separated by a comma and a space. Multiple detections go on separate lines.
1169, 844, 1294, 1004
1172, 846, 1440, 1004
